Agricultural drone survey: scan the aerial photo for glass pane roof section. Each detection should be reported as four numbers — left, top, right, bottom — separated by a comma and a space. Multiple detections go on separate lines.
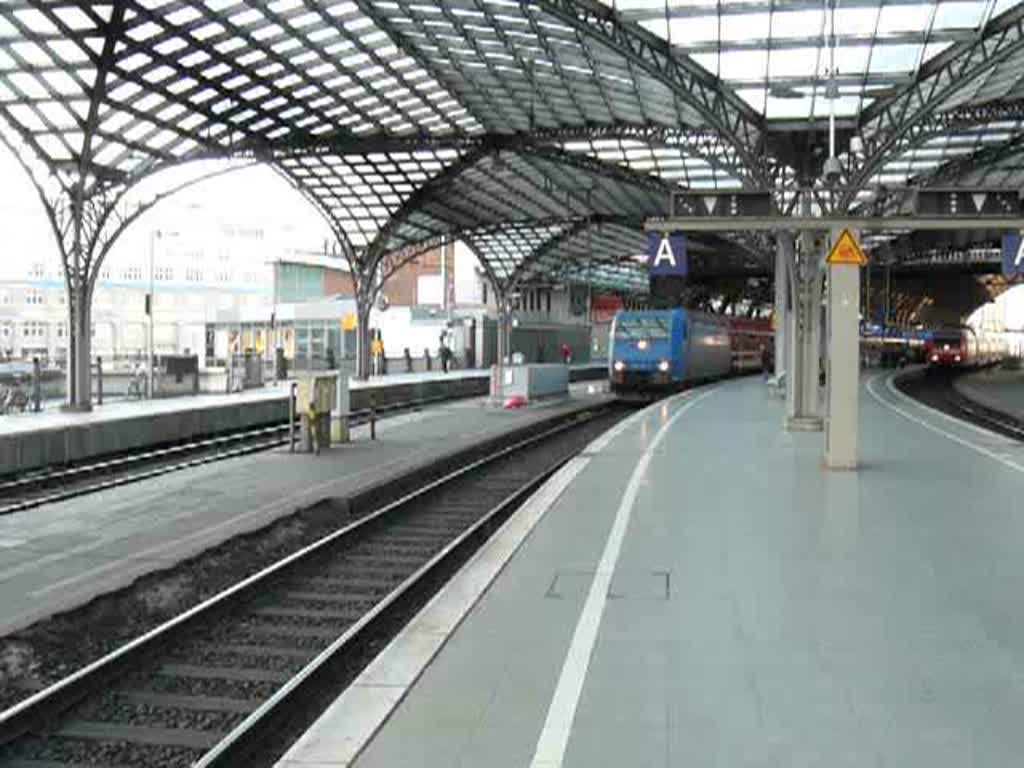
0, 0, 481, 178
609, 0, 1016, 120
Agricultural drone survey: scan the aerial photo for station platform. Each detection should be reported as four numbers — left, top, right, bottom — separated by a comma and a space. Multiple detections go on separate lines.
955, 367, 1024, 421
280, 372, 1024, 767
0, 365, 605, 475
0, 382, 611, 636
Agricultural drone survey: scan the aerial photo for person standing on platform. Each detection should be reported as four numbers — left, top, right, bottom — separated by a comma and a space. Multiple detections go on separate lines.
561, 342, 572, 366
371, 333, 384, 376
305, 398, 321, 455
439, 330, 450, 373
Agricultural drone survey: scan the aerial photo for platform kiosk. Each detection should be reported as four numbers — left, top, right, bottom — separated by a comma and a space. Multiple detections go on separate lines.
295, 374, 336, 453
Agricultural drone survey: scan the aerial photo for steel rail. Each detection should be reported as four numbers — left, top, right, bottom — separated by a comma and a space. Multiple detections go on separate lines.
0, 391, 485, 516
0, 405, 611, 757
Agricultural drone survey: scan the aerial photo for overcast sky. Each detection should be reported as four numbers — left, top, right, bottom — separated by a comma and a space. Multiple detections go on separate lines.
0, 141, 334, 266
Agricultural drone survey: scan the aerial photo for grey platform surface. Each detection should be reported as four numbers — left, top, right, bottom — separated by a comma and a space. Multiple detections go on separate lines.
0, 385, 610, 636
0, 369, 491, 438
955, 367, 1024, 420
347, 373, 1024, 768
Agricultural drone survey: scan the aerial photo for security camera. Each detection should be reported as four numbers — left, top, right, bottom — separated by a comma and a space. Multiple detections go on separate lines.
822, 156, 842, 185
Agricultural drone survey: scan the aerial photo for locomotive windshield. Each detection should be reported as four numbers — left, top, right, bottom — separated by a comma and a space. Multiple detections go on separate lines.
931, 332, 963, 348
615, 316, 671, 340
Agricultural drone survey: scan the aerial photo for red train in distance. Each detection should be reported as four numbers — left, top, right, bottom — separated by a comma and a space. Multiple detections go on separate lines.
726, 317, 774, 373
925, 327, 1007, 368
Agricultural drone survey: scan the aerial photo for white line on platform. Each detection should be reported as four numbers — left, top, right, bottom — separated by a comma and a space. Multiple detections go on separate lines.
883, 371, 1019, 444
275, 456, 592, 767
529, 387, 717, 768
867, 374, 1024, 475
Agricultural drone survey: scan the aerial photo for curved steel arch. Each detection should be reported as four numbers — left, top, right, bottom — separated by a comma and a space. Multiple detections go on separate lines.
532, 0, 769, 186
844, 2, 1024, 209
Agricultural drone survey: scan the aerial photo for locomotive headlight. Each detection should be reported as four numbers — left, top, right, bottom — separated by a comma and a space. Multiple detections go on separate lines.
613, 360, 625, 372
657, 360, 670, 372
637, 339, 648, 350
931, 354, 939, 362
954, 355, 961, 362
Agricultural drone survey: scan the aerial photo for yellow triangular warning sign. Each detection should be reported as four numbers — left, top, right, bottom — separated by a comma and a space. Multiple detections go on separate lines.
827, 229, 868, 266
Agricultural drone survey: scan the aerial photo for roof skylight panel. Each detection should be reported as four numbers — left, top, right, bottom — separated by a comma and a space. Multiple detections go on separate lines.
41, 39, 89, 66
127, 20, 164, 43
769, 47, 823, 78
166, 6, 204, 26
152, 35, 191, 58
202, 61, 231, 79
12, 7, 60, 36
107, 79, 142, 102
877, 4, 934, 34
770, 8, 824, 38
39, 68, 81, 96
867, 43, 922, 73
178, 49, 211, 68
10, 39, 57, 68
215, 37, 247, 55
289, 11, 322, 30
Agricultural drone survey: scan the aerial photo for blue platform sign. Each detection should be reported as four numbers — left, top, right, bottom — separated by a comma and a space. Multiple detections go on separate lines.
646, 231, 688, 276
1004, 231, 1024, 276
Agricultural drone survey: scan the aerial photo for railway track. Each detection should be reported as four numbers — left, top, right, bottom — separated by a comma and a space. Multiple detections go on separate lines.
895, 368, 1024, 441
0, 403, 627, 768
0, 393, 475, 516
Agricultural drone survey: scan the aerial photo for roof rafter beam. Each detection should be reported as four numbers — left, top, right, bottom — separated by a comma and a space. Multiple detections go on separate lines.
261, 124, 747, 184
510, 213, 643, 286
531, 0, 768, 186
361, 145, 492, 272
679, 28, 974, 56
346, 0, 499, 133
619, 0, 945, 22
860, 132, 1024, 216
519, 144, 670, 196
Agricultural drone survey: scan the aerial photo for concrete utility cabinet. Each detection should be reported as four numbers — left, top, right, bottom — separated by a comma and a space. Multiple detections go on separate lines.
296, 374, 336, 452
491, 363, 569, 402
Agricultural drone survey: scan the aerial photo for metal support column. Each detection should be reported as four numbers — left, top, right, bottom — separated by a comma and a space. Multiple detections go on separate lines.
65, 282, 93, 412
785, 226, 824, 431
824, 229, 862, 470
493, 291, 508, 403
355, 287, 372, 380
773, 234, 790, 382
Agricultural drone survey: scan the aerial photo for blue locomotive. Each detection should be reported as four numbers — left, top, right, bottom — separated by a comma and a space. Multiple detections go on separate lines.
608, 309, 734, 395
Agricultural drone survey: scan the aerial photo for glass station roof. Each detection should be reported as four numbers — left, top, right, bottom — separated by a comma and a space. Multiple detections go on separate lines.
610, 0, 1023, 120
0, 0, 1022, 297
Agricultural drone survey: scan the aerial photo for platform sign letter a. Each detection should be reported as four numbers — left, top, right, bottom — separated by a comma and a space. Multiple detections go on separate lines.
1003, 232, 1024, 277
646, 232, 688, 276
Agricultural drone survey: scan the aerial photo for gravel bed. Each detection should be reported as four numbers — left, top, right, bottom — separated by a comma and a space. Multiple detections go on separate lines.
0, 735, 202, 768
0, 502, 348, 712
161, 647, 309, 674
198, 628, 333, 651
86, 696, 245, 733
145, 674, 279, 701
239, 613, 354, 630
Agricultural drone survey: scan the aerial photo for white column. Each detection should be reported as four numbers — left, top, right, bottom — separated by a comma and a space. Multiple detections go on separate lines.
824, 229, 862, 470
774, 234, 789, 381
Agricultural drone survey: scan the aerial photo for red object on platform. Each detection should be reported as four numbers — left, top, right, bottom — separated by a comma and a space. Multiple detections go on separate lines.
503, 395, 528, 409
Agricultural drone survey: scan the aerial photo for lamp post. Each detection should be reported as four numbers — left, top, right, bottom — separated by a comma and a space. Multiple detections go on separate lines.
147, 228, 179, 398
148, 229, 158, 398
